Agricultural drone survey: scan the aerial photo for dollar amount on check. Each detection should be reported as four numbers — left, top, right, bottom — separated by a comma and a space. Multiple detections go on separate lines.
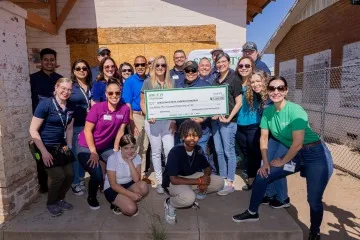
145, 86, 229, 120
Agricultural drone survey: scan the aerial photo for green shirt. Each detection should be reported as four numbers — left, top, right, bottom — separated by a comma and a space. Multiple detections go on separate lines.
260, 101, 320, 148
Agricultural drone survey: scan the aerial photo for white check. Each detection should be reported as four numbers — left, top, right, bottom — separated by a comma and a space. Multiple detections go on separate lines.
144, 86, 229, 120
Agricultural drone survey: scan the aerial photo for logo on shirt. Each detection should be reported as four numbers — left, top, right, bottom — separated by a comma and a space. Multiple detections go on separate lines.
280, 121, 290, 126
115, 114, 124, 119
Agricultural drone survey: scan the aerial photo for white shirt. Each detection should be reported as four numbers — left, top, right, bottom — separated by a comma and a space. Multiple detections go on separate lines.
104, 151, 141, 190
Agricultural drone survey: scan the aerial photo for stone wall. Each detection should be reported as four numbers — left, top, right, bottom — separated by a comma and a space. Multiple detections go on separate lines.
0, 2, 38, 222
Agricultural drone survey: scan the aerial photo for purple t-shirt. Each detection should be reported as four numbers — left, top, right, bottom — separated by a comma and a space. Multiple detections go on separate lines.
78, 101, 130, 151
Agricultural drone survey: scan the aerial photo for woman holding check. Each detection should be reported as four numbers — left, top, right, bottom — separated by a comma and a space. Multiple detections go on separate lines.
77, 78, 130, 210
232, 76, 333, 240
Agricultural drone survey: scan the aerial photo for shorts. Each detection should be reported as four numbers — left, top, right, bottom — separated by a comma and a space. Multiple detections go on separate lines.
104, 181, 135, 203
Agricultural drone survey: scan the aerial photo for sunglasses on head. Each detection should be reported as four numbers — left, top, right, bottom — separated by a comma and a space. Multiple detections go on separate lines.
238, 64, 251, 69
134, 63, 146, 68
75, 66, 88, 72
104, 65, 115, 70
99, 52, 110, 57
267, 85, 287, 92
185, 68, 197, 74
121, 69, 132, 73
155, 64, 167, 68
107, 91, 121, 96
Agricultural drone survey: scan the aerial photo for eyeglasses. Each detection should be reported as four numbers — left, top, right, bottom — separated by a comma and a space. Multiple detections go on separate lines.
185, 68, 197, 74
134, 63, 146, 68
267, 85, 287, 92
107, 91, 121, 96
121, 69, 132, 73
155, 64, 167, 68
59, 87, 72, 93
75, 66, 88, 72
238, 64, 251, 69
104, 65, 115, 70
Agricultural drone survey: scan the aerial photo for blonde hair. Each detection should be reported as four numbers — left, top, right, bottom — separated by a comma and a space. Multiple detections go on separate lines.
149, 55, 172, 89
246, 70, 268, 109
54, 78, 73, 95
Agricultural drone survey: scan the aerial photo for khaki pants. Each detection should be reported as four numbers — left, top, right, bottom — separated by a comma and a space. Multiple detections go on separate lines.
168, 173, 224, 208
133, 113, 149, 175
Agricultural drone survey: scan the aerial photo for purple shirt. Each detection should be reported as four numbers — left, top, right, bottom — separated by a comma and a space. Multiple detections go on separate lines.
78, 101, 130, 151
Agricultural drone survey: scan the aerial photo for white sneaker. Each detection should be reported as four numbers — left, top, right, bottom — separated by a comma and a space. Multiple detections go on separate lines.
164, 198, 176, 225
156, 185, 164, 194
71, 185, 84, 196
79, 180, 86, 190
217, 185, 235, 196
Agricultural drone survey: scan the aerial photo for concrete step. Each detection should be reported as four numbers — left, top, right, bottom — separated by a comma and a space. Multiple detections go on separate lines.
2, 185, 302, 240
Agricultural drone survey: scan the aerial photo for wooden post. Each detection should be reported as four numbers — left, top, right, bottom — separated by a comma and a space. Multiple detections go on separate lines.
26, 10, 57, 35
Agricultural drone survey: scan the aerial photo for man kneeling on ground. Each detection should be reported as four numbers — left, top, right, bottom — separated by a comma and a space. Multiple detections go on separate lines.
163, 120, 223, 224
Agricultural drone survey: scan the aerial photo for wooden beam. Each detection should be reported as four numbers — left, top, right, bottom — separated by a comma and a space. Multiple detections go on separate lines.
10, 0, 41, 2
49, 0, 57, 23
26, 10, 57, 35
55, 0, 78, 31
247, 4, 262, 14
14, 2, 49, 9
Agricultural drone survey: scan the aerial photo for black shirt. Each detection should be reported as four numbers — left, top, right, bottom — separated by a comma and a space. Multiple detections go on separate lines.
162, 144, 209, 188
212, 71, 242, 122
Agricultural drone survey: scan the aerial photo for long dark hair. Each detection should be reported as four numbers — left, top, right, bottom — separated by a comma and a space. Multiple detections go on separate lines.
118, 62, 134, 84
119, 134, 136, 147
235, 56, 255, 85
97, 57, 119, 81
71, 59, 92, 87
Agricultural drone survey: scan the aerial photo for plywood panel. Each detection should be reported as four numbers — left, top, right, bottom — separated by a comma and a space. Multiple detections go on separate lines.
116, 44, 145, 66
69, 43, 98, 67
99, 44, 120, 65
144, 43, 171, 65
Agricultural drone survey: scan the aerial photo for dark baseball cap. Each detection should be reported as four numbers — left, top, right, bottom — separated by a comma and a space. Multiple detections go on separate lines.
98, 47, 111, 55
242, 42, 258, 52
184, 61, 198, 71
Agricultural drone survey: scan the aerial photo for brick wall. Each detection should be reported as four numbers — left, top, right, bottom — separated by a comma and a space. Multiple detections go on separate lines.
275, 0, 360, 83
0, 2, 38, 221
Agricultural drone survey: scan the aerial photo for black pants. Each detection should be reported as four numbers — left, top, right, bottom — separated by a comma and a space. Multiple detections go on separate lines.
36, 160, 48, 192
45, 163, 73, 205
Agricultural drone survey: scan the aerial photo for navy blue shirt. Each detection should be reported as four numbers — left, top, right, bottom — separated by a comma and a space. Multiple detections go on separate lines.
122, 73, 147, 111
90, 66, 100, 84
170, 68, 185, 86
255, 59, 271, 75
91, 81, 107, 102
162, 144, 209, 188
34, 97, 74, 146
30, 70, 63, 113
68, 83, 91, 127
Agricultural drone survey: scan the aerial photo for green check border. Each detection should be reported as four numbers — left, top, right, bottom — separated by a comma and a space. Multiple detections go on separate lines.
144, 85, 229, 121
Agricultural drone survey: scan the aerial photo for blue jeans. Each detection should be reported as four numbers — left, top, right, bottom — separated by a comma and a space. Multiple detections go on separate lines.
211, 121, 237, 182
235, 124, 261, 178
71, 126, 85, 185
77, 146, 114, 199
249, 142, 333, 233
264, 138, 288, 201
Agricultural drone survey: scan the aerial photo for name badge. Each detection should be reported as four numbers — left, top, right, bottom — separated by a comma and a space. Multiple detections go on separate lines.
172, 75, 179, 80
283, 161, 296, 172
103, 114, 112, 121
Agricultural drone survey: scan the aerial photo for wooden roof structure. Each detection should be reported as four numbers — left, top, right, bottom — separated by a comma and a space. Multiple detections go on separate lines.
9, 0, 274, 34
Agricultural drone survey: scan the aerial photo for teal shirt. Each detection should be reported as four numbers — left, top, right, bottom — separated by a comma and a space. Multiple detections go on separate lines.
237, 86, 261, 126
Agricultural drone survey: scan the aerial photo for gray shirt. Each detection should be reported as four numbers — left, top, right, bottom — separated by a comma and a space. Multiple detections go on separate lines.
141, 77, 175, 92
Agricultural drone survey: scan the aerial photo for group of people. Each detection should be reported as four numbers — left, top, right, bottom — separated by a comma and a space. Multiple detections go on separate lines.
28, 42, 333, 240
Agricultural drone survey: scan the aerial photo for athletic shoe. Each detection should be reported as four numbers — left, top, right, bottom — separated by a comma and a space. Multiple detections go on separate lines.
217, 185, 235, 196
57, 200, 73, 211
47, 204, 63, 217
308, 231, 320, 240
87, 197, 100, 210
156, 185, 164, 194
110, 204, 122, 215
164, 197, 176, 225
261, 196, 275, 206
196, 192, 207, 200
71, 185, 84, 196
241, 184, 252, 191
232, 210, 259, 223
79, 180, 86, 190
269, 197, 291, 209
132, 209, 139, 217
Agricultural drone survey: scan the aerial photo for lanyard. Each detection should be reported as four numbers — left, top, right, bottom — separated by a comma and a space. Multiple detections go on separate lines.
79, 86, 90, 111
52, 98, 69, 139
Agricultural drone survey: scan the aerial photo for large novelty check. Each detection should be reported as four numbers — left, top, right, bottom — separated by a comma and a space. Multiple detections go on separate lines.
144, 86, 228, 120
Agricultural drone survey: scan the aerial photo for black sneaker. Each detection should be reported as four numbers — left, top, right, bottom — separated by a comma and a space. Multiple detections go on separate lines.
232, 210, 259, 223
308, 231, 320, 240
87, 197, 100, 210
261, 195, 275, 206
269, 197, 291, 209
110, 204, 122, 215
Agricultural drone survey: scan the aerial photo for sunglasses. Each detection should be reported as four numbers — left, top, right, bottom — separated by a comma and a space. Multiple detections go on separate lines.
107, 91, 121, 96
134, 63, 146, 68
75, 66, 88, 72
267, 85, 287, 92
99, 52, 110, 57
104, 65, 115, 70
148, 61, 153, 65
185, 68, 197, 74
155, 64, 167, 68
121, 69, 132, 73
238, 64, 251, 69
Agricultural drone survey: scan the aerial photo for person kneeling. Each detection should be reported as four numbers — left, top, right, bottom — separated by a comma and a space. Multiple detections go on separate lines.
104, 134, 149, 216
163, 120, 224, 224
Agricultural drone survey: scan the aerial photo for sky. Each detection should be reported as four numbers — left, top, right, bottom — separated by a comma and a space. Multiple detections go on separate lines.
247, 0, 296, 69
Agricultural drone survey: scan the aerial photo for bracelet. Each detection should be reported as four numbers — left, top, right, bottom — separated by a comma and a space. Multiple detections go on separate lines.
198, 177, 203, 185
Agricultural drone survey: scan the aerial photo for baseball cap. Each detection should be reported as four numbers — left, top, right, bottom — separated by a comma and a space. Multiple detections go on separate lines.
98, 47, 111, 55
242, 42, 258, 52
210, 48, 224, 55
184, 61, 198, 71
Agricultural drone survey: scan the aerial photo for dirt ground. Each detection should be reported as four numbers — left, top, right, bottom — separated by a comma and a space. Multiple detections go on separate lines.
286, 168, 360, 240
